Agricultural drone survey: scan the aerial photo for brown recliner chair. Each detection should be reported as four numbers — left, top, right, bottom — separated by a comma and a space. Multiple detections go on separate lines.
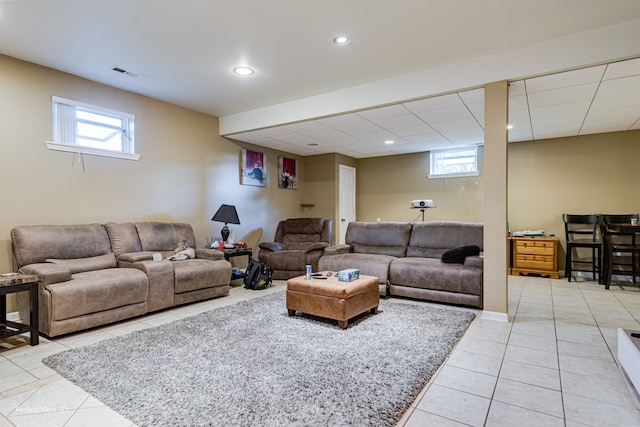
258, 218, 333, 279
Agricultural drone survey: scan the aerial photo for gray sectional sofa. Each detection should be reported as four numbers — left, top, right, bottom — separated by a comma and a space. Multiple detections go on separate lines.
11, 222, 231, 337
318, 221, 484, 308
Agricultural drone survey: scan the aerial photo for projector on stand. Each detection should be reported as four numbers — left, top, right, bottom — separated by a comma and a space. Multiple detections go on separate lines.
411, 199, 434, 208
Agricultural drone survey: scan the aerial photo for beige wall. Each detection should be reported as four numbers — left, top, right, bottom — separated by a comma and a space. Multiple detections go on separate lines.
0, 55, 303, 311
357, 150, 484, 222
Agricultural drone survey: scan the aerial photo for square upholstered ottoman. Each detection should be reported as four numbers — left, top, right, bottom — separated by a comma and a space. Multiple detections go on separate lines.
286, 273, 379, 329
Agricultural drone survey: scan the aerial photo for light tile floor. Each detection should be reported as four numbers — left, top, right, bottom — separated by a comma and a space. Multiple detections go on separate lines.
1, 276, 640, 426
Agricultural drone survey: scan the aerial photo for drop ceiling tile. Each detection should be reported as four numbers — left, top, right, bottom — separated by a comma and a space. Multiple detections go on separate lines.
527, 83, 598, 108
529, 100, 591, 119
630, 119, 640, 130
591, 74, 640, 102
413, 104, 474, 123
603, 57, 640, 80
581, 115, 639, 133
429, 117, 481, 132
509, 94, 529, 111
508, 108, 531, 126
533, 128, 578, 140
525, 65, 605, 93
508, 129, 534, 142
371, 113, 428, 131
392, 124, 437, 137
531, 113, 585, 128
403, 133, 449, 145
458, 88, 484, 104
509, 80, 526, 97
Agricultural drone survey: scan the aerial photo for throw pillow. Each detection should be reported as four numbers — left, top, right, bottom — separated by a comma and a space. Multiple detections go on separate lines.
442, 245, 481, 264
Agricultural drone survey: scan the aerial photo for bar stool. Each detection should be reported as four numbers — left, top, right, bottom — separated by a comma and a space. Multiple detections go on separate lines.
563, 214, 602, 282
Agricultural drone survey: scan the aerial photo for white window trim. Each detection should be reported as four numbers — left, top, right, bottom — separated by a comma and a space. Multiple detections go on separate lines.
48, 96, 139, 160
45, 141, 141, 160
428, 146, 480, 179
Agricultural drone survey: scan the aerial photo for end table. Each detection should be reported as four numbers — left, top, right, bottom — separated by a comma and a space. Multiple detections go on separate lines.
1, 273, 39, 346
222, 247, 253, 279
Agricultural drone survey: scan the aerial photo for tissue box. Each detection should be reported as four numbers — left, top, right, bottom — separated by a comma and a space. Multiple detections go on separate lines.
337, 268, 360, 282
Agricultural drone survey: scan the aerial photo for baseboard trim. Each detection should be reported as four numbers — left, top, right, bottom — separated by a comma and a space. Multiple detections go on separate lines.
481, 310, 509, 323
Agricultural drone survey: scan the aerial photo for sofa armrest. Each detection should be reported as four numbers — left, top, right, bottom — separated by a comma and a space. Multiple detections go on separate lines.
195, 248, 224, 261
305, 242, 330, 253
19, 263, 71, 286
119, 252, 155, 262
258, 241, 285, 252
323, 244, 352, 256
464, 255, 483, 268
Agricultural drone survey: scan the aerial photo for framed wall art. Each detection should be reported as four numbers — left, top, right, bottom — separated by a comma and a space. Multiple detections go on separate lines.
278, 156, 298, 189
241, 149, 267, 187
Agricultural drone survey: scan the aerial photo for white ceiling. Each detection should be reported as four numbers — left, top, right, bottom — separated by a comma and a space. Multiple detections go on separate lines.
1, 1, 639, 158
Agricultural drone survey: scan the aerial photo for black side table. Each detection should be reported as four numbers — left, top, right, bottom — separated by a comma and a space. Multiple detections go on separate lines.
0, 273, 39, 346
222, 247, 253, 279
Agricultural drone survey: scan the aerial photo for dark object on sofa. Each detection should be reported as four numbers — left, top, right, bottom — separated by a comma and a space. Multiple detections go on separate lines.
258, 218, 332, 280
442, 245, 481, 264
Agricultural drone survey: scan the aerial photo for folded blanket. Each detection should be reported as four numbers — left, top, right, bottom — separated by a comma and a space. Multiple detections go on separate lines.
442, 245, 481, 264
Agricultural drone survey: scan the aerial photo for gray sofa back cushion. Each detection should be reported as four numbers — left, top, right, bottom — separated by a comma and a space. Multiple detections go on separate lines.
346, 222, 413, 257
135, 222, 196, 251
11, 224, 112, 268
274, 218, 331, 250
105, 222, 142, 256
407, 221, 484, 258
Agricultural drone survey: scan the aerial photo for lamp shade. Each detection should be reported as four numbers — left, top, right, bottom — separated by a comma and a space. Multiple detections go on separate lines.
211, 204, 240, 225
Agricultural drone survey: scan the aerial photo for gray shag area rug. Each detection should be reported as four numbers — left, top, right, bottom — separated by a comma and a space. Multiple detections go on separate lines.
43, 292, 475, 427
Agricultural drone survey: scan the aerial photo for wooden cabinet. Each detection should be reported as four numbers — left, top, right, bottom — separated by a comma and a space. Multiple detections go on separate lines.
508, 237, 559, 279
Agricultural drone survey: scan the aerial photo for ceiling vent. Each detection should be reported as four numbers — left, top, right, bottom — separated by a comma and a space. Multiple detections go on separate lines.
112, 67, 138, 77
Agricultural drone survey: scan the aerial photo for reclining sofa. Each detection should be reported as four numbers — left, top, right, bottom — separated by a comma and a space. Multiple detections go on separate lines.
318, 221, 483, 308
11, 222, 231, 337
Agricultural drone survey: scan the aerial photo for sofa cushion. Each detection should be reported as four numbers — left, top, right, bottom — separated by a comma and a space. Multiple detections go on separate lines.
406, 221, 483, 258
46, 268, 148, 321
135, 222, 197, 251
173, 259, 231, 294
346, 222, 413, 257
105, 222, 142, 256
389, 257, 482, 295
278, 218, 325, 250
46, 253, 117, 273
441, 245, 481, 264
318, 253, 395, 284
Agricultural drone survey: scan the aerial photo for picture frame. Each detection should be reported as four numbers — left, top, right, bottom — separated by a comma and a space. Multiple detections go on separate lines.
241, 149, 267, 187
278, 156, 298, 189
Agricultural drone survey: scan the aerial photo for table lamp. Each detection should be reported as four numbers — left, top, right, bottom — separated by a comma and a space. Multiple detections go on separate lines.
211, 204, 240, 242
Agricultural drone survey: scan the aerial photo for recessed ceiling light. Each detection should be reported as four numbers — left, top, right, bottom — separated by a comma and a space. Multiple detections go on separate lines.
385, 140, 395, 145
332, 35, 351, 45
233, 66, 254, 76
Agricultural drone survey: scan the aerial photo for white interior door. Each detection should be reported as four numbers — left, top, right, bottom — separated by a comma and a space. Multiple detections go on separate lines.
338, 164, 356, 244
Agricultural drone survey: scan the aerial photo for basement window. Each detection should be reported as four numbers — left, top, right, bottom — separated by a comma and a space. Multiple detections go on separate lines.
47, 96, 139, 160
428, 146, 479, 178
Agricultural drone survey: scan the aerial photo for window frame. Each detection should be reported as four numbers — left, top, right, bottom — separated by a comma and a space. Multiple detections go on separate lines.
428, 146, 480, 179
47, 96, 140, 161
